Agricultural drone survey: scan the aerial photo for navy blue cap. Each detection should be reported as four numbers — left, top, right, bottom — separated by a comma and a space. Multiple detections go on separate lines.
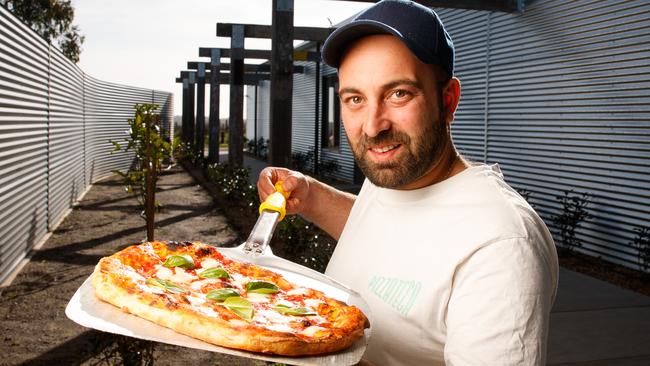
322, 0, 455, 76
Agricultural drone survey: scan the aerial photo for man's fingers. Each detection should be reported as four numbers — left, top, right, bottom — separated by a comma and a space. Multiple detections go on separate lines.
257, 168, 278, 197
286, 197, 302, 213
281, 175, 299, 193
256, 167, 308, 215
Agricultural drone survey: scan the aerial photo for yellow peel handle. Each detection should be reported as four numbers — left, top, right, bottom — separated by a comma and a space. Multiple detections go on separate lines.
259, 181, 291, 221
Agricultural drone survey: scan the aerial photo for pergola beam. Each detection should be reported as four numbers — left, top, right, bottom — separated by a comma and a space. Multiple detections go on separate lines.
334, 0, 522, 12
199, 47, 272, 59
187, 61, 304, 74
197, 47, 319, 62
217, 23, 332, 42
177, 72, 269, 85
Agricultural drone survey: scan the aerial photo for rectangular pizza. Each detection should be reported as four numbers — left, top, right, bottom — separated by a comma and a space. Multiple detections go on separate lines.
91, 240, 369, 356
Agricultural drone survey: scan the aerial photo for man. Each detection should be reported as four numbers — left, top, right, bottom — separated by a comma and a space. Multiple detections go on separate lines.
257, 1, 558, 364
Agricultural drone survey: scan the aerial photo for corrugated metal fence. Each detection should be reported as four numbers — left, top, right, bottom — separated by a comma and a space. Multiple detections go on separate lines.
0, 6, 173, 284
440, 0, 650, 271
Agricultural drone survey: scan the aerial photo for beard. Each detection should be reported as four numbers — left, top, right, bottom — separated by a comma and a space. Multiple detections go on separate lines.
349, 114, 448, 189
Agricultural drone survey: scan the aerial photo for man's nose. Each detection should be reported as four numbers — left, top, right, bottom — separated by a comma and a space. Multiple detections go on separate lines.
362, 100, 391, 138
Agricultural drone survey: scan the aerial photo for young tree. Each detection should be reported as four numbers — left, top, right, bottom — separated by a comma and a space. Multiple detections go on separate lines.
1, 0, 84, 63
112, 104, 172, 241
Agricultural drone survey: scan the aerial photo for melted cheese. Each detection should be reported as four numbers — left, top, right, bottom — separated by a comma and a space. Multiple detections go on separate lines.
304, 298, 324, 309
254, 309, 293, 327
195, 305, 219, 318
286, 287, 310, 296
266, 323, 295, 333
200, 258, 220, 269
170, 267, 197, 283
154, 265, 173, 280
186, 294, 207, 307
275, 299, 296, 308
246, 293, 273, 303
189, 278, 220, 291
228, 273, 247, 290
115, 261, 165, 295
300, 325, 327, 338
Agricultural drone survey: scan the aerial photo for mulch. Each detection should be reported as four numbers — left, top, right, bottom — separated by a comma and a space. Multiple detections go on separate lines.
558, 249, 650, 297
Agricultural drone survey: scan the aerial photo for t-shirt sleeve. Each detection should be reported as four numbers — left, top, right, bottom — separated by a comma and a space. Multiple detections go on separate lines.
444, 237, 556, 365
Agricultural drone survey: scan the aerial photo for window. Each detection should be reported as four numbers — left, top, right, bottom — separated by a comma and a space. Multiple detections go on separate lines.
321, 74, 340, 149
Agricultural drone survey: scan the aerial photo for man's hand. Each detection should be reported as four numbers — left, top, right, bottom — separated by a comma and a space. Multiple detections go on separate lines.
257, 167, 311, 216
255, 166, 356, 240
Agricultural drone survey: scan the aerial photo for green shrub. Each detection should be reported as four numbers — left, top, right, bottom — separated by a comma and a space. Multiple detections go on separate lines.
631, 226, 650, 273
552, 190, 591, 252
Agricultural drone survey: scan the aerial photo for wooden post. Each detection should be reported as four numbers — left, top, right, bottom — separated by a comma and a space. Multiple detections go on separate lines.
208, 49, 221, 164
181, 77, 190, 144
270, 0, 294, 167
144, 113, 155, 241
195, 63, 206, 159
314, 42, 321, 175
187, 72, 196, 150
229, 24, 245, 166
254, 78, 259, 157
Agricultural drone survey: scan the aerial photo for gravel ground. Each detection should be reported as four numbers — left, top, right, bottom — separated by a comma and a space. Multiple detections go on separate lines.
0, 165, 268, 365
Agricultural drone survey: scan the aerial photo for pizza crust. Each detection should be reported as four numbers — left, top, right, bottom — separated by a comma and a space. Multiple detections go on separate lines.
91, 243, 368, 356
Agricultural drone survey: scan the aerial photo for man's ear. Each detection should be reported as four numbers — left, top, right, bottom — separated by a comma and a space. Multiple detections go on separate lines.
442, 77, 461, 124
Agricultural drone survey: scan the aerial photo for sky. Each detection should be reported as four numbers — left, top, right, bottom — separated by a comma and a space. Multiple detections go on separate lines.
72, 0, 370, 118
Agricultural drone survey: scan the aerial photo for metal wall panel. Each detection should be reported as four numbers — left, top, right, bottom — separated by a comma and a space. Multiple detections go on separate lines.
318, 64, 355, 182
292, 61, 317, 156
437, 8, 490, 162
84, 76, 169, 183
48, 48, 85, 230
0, 6, 50, 284
155, 91, 174, 142
436, 0, 650, 270
246, 83, 270, 147
0, 6, 173, 284
246, 85, 255, 142
254, 80, 272, 147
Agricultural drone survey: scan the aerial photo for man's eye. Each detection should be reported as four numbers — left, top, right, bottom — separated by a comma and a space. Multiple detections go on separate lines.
393, 90, 408, 98
348, 96, 362, 104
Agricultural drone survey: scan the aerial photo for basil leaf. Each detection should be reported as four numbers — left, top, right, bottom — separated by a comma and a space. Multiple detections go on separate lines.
145, 278, 185, 294
163, 254, 195, 269
222, 297, 254, 321
274, 304, 317, 316
206, 288, 240, 302
246, 281, 279, 294
199, 267, 230, 279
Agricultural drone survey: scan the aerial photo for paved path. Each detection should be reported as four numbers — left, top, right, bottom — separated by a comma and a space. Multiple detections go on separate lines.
548, 268, 650, 365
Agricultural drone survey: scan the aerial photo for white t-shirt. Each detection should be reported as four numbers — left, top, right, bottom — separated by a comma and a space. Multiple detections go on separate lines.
326, 164, 558, 366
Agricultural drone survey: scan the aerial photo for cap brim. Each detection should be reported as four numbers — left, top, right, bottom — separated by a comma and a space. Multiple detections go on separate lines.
322, 20, 402, 68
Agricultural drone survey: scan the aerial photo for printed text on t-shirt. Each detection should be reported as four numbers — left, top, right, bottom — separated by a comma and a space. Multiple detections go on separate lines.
367, 276, 421, 316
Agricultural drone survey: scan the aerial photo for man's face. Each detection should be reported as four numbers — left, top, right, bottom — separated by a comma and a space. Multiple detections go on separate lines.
338, 35, 450, 190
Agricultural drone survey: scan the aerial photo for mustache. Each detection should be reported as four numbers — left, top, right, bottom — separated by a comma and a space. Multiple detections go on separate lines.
358, 130, 411, 150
